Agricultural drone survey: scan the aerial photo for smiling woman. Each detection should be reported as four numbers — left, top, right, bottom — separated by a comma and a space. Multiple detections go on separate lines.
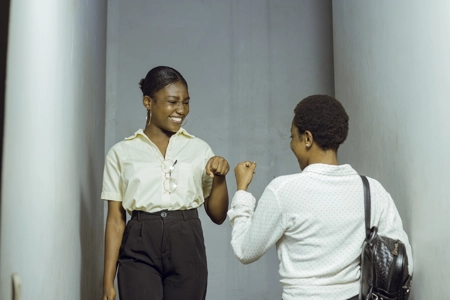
140, 66, 190, 134
100, 66, 230, 300
143, 80, 190, 137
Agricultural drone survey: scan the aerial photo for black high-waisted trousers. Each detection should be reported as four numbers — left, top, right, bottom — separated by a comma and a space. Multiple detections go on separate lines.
118, 209, 207, 300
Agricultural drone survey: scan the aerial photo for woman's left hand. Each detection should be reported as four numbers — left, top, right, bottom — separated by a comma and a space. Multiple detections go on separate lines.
206, 156, 230, 178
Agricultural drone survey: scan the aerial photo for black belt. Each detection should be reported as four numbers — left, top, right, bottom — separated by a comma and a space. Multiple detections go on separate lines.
131, 208, 198, 221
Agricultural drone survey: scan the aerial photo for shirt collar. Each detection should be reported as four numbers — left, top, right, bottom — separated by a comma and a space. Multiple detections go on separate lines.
124, 127, 195, 140
302, 163, 357, 176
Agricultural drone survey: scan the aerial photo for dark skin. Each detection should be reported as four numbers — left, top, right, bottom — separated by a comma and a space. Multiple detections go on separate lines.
102, 201, 125, 300
102, 81, 229, 300
288, 122, 338, 171
234, 120, 338, 191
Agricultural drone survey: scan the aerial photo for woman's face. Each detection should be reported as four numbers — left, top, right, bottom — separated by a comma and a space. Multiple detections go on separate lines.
146, 81, 190, 133
290, 123, 308, 170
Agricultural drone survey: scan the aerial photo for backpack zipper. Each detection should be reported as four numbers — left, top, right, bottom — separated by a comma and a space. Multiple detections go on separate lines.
392, 241, 399, 256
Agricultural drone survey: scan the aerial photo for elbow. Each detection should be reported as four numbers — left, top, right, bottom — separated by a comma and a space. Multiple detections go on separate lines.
210, 215, 227, 225
205, 206, 227, 225
235, 253, 258, 265
231, 242, 259, 265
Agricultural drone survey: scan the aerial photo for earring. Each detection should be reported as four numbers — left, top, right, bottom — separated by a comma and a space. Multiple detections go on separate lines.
146, 109, 152, 127
181, 116, 188, 127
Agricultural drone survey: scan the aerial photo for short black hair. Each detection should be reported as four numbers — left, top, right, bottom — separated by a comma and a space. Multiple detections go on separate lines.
293, 94, 349, 151
139, 66, 188, 98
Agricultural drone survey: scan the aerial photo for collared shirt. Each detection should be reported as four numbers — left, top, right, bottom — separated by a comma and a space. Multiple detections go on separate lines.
228, 163, 413, 300
101, 128, 214, 214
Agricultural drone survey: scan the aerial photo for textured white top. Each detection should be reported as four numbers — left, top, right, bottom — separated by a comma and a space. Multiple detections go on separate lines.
228, 163, 413, 300
101, 128, 214, 214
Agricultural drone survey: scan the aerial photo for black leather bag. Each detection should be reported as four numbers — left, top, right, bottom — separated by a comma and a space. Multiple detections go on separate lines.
359, 176, 412, 300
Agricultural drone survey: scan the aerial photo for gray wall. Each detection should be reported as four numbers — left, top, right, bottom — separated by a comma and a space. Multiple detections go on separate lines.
333, 1, 450, 298
0, 1, 107, 299
106, 0, 334, 299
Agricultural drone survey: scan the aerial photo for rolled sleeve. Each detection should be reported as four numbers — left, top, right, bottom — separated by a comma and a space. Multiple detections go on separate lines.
101, 150, 123, 201
228, 190, 257, 218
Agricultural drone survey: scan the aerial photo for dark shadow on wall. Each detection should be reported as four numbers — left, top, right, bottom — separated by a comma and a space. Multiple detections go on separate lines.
0, 0, 11, 267
80, 152, 105, 298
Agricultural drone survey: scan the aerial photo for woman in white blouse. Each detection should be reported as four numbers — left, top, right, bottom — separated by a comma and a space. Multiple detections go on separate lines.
228, 95, 413, 300
101, 66, 230, 300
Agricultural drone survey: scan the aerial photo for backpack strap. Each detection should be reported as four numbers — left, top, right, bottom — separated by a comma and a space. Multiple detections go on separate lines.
360, 175, 371, 239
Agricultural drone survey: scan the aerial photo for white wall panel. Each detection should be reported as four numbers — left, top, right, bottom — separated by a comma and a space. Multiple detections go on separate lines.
333, 1, 450, 298
0, 1, 107, 298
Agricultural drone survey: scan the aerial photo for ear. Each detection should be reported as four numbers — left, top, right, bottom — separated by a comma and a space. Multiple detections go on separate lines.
304, 130, 314, 148
143, 95, 153, 110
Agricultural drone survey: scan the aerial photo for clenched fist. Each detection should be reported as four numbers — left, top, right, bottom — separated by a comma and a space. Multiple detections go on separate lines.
234, 161, 257, 191
206, 156, 230, 178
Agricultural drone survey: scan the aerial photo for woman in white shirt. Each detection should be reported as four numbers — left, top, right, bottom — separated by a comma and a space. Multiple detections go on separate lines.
228, 95, 413, 300
101, 66, 230, 300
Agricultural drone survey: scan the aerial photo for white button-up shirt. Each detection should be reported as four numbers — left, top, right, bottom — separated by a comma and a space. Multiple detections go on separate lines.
101, 128, 214, 214
228, 163, 413, 300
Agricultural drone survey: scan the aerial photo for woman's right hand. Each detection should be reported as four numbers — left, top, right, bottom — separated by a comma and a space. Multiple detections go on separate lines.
102, 286, 116, 300
234, 161, 257, 191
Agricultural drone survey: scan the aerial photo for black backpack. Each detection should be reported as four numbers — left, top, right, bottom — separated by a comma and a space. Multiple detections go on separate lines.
359, 176, 412, 300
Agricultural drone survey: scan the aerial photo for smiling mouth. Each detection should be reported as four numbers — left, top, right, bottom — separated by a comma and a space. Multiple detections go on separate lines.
169, 116, 183, 124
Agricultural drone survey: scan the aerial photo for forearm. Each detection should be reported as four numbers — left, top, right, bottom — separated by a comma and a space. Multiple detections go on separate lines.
228, 189, 284, 264
103, 218, 125, 289
228, 191, 260, 263
205, 176, 229, 224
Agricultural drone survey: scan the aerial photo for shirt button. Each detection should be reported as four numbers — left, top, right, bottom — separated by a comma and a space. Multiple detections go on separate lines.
161, 212, 167, 218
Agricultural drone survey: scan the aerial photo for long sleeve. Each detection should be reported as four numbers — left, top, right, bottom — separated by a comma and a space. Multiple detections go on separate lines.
227, 187, 286, 264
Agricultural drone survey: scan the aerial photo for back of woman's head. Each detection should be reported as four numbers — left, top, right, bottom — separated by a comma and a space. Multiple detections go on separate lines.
293, 95, 349, 151
139, 66, 188, 98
